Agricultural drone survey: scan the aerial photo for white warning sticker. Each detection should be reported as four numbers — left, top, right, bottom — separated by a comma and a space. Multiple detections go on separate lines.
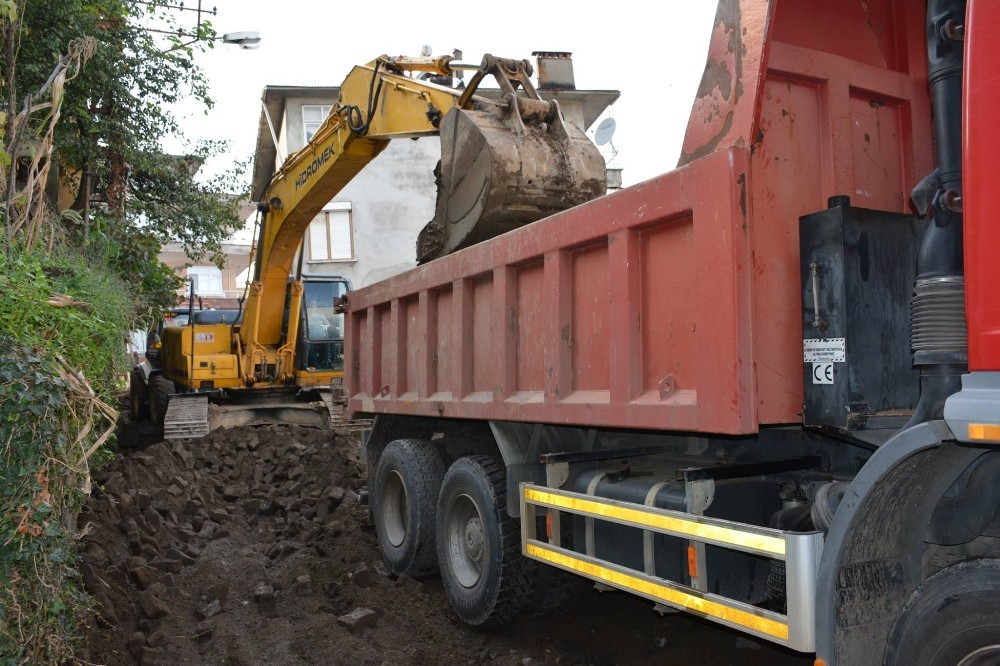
196, 333, 215, 343
812, 362, 834, 384
803, 338, 846, 363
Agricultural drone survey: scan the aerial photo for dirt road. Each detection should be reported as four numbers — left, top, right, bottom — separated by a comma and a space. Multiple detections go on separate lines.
80, 420, 812, 665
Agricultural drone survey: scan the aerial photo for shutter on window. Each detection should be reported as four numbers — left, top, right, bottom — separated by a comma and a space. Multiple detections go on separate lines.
309, 218, 330, 260
329, 209, 352, 260
210, 270, 223, 293
188, 267, 223, 295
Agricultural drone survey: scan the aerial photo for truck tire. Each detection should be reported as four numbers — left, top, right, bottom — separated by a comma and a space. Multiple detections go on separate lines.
148, 375, 174, 424
129, 368, 148, 421
884, 558, 1000, 666
372, 439, 446, 576
436, 455, 533, 626
525, 514, 577, 618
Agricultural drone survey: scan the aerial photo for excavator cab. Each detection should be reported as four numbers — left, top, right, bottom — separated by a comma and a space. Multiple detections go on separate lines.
297, 279, 348, 373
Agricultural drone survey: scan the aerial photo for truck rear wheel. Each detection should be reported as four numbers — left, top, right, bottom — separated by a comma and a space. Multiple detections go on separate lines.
884, 558, 1000, 666
372, 439, 445, 576
436, 455, 532, 626
148, 375, 174, 424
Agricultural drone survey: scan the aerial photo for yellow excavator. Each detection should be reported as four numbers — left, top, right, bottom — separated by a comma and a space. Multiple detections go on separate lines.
130, 52, 607, 438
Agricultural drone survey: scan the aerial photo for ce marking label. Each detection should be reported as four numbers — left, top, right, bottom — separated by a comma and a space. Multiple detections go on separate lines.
812, 362, 834, 385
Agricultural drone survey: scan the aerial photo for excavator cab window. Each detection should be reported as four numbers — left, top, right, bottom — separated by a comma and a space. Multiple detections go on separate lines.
145, 307, 191, 369
299, 279, 348, 372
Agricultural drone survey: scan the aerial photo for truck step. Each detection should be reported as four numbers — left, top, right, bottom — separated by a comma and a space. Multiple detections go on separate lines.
164, 394, 210, 440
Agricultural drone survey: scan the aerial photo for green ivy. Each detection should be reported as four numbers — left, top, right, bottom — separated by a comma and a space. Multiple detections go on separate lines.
0, 241, 139, 395
0, 242, 133, 664
0, 341, 92, 665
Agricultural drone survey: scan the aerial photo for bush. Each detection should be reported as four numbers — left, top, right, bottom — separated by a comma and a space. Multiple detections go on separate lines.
0, 244, 132, 664
0, 245, 140, 396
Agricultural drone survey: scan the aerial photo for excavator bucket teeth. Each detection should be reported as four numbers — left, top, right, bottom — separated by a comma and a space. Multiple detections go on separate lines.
163, 393, 210, 440
417, 102, 607, 263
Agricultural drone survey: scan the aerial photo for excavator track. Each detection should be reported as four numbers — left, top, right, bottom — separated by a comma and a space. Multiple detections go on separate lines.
320, 393, 372, 432
163, 393, 210, 440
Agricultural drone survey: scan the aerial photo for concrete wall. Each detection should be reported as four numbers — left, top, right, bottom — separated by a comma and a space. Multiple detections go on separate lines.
285, 97, 598, 290
310, 138, 439, 288
280, 96, 335, 159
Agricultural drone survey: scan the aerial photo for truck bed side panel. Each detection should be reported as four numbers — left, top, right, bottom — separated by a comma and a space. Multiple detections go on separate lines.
347, 148, 757, 434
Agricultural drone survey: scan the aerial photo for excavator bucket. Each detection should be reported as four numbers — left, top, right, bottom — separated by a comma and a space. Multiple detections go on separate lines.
416, 85, 607, 263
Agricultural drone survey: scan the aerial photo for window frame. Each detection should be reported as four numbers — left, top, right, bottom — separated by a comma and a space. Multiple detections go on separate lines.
302, 104, 333, 143
307, 202, 355, 263
186, 265, 225, 297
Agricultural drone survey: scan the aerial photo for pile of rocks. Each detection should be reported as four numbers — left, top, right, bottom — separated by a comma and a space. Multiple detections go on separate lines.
79, 424, 390, 665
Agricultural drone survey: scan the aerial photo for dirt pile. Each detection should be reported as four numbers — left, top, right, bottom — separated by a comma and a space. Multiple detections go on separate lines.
79, 421, 811, 666
80, 423, 447, 665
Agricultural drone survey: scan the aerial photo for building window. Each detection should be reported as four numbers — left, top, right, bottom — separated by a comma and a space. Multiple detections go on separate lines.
303, 104, 333, 143
308, 203, 354, 261
187, 266, 224, 296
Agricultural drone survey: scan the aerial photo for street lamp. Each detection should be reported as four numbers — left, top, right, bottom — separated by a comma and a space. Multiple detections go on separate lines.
135, 2, 262, 52
221, 31, 261, 49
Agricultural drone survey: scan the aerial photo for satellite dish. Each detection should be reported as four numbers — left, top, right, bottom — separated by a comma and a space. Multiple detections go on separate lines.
594, 117, 616, 146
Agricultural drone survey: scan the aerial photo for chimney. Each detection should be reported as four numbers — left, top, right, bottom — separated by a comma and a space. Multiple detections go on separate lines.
532, 51, 576, 91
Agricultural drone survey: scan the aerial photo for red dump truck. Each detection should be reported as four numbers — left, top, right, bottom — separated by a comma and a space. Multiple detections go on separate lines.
345, 1, 1000, 663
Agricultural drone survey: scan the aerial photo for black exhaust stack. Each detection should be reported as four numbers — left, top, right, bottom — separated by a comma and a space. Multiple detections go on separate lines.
907, 0, 968, 427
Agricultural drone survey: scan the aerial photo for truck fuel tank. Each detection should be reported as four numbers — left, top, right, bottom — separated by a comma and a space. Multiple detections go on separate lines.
571, 468, 781, 604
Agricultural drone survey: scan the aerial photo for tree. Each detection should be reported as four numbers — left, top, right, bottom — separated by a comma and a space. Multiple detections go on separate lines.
1, 0, 246, 309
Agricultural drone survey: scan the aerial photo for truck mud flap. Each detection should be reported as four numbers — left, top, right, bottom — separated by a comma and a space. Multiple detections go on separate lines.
520, 483, 823, 652
163, 393, 209, 440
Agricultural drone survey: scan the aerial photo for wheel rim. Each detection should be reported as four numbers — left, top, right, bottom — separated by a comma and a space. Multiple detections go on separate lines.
382, 470, 409, 547
957, 645, 1000, 666
445, 493, 485, 588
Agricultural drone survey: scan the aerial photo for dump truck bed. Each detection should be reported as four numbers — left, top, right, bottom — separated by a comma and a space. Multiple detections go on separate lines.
348, 148, 759, 433
345, 0, 934, 435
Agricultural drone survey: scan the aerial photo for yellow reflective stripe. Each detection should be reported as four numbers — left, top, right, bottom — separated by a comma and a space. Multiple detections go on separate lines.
524, 487, 785, 557
968, 423, 1000, 442
526, 542, 789, 641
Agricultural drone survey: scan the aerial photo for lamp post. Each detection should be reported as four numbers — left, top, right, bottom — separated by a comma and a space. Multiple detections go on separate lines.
221, 32, 261, 49
136, 1, 262, 51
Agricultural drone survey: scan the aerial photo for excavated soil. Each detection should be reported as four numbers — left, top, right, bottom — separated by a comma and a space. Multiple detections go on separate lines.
80, 416, 813, 666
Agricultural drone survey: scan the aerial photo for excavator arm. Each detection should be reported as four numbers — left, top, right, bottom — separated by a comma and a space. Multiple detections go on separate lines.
239, 55, 466, 385
239, 54, 606, 386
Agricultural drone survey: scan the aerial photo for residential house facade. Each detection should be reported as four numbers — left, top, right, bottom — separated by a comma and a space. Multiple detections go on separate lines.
158, 198, 257, 309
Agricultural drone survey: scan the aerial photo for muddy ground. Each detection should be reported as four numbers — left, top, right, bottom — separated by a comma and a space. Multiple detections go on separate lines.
79, 415, 813, 666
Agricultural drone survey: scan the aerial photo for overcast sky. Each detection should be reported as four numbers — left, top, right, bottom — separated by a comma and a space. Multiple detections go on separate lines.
166, 1, 718, 191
